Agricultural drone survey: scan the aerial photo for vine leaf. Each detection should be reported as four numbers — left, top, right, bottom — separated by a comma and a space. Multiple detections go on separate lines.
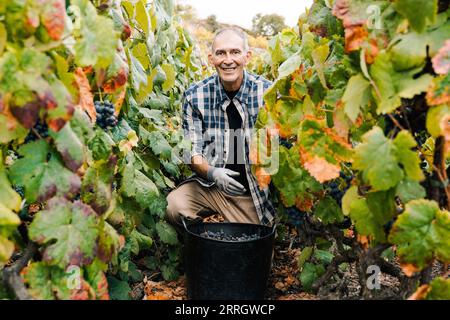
9, 140, 81, 203
353, 127, 423, 191
396, 178, 426, 203
155, 221, 178, 245
298, 118, 352, 183
271, 147, 322, 211
121, 163, 160, 209
73, 67, 96, 123
0, 155, 21, 264
388, 200, 450, 274
394, 0, 437, 33
41, 0, 66, 41
370, 52, 433, 114
349, 194, 391, 243
51, 122, 86, 172
21, 262, 97, 300
315, 196, 344, 224
72, 0, 119, 69
342, 74, 370, 122
29, 197, 100, 268
161, 63, 176, 92
0, 113, 28, 144
81, 156, 116, 215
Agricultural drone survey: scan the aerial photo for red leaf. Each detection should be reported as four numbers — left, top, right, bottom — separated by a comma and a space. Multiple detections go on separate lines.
10, 99, 40, 129
41, 0, 66, 41
73, 67, 96, 123
432, 40, 450, 75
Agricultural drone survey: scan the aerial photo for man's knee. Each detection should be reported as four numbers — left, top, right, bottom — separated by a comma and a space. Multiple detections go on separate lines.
166, 190, 184, 225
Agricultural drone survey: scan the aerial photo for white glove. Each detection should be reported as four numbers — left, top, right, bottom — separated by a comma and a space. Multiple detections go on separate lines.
207, 167, 246, 196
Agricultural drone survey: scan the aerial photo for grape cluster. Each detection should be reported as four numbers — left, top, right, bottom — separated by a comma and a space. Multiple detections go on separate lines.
200, 230, 259, 242
24, 120, 49, 143
95, 100, 118, 129
285, 206, 306, 227
327, 171, 353, 206
280, 138, 293, 149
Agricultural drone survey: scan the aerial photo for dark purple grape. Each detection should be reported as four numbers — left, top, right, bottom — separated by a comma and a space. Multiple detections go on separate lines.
95, 100, 118, 129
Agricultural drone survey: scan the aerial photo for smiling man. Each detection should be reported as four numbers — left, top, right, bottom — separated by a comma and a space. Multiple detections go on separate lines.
166, 27, 275, 230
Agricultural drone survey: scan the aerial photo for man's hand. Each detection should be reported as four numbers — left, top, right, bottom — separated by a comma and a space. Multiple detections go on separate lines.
207, 167, 246, 196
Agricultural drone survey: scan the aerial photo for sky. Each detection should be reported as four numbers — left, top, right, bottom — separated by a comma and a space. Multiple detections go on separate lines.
177, 0, 314, 30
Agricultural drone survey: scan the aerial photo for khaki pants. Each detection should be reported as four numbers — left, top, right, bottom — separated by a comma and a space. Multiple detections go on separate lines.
166, 181, 260, 231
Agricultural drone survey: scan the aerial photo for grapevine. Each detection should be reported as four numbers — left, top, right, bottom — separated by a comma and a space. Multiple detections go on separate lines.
251, 0, 450, 299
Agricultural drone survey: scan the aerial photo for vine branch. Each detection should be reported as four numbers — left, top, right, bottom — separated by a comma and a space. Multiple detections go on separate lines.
2, 242, 37, 300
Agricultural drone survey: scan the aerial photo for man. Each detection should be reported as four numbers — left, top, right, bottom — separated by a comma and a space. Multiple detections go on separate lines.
166, 27, 275, 230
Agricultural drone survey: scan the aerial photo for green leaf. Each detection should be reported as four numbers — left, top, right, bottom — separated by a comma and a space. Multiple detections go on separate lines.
297, 246, 313, 269
121, 163, 159, 209
22, 262, 72, 300
396, 178, 426, 203
0, 235, 15, 266
29, 197, 99, 268
424, 277, 450, 300
141, 128, 172, 159
370, 52, 433, 114
342, 74, 371, 122
156, 221, 178, 245
129, 53, 147, 91
395, 0, 437, 33
277, 52, 302, 79
161, 63, 175, 92
313, 249, 334, 265
0, 114, 28, 144
161, 263, 179, 281
300, 262, 325, 292
426, 104, 450, 138
0, 23, 6, 55
88, 129, 115, 161
107, 276, 131, 300
390, 17, 450, 70
81, 157, 116, 215
0, 152, 21, 213
393, 131, 424, 181
135, 0, 150, 35
342, 186, 359, 216
0, 152, 21, 265
353, 127, 403, 190
97, 222, 123, 264
388, 199, 450, 270
349, 198, 387, 242
148, 195, 168, 218
311, 44, 329, 89
366, 189, 397, 228
73, 0, 119, 69
130, 229, 153, 252
9, 140, 81, 203
315, 196, 344, 224
51, 122, 86, 172
271, 147, 322, 209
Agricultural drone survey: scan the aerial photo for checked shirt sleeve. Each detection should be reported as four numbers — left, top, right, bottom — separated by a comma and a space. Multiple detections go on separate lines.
182, 92, 205, 160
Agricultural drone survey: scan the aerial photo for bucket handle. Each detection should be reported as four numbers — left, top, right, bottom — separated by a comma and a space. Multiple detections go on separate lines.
181, 216, 188, 231
271, 222, 277, 234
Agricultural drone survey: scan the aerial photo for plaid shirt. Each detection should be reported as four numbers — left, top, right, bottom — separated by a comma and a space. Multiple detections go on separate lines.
181, 71, 275, 225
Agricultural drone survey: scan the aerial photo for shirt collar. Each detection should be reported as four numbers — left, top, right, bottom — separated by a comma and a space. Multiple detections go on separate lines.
215, 71, 250, 107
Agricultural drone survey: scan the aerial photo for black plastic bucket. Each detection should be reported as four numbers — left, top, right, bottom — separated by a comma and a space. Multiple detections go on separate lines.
183, 221, 275, 300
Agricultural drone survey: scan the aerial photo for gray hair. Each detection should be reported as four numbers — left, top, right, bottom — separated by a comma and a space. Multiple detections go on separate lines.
211, 27, 249, 52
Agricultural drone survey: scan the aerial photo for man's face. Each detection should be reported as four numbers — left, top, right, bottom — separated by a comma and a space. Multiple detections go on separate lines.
208, 31, 252, 91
